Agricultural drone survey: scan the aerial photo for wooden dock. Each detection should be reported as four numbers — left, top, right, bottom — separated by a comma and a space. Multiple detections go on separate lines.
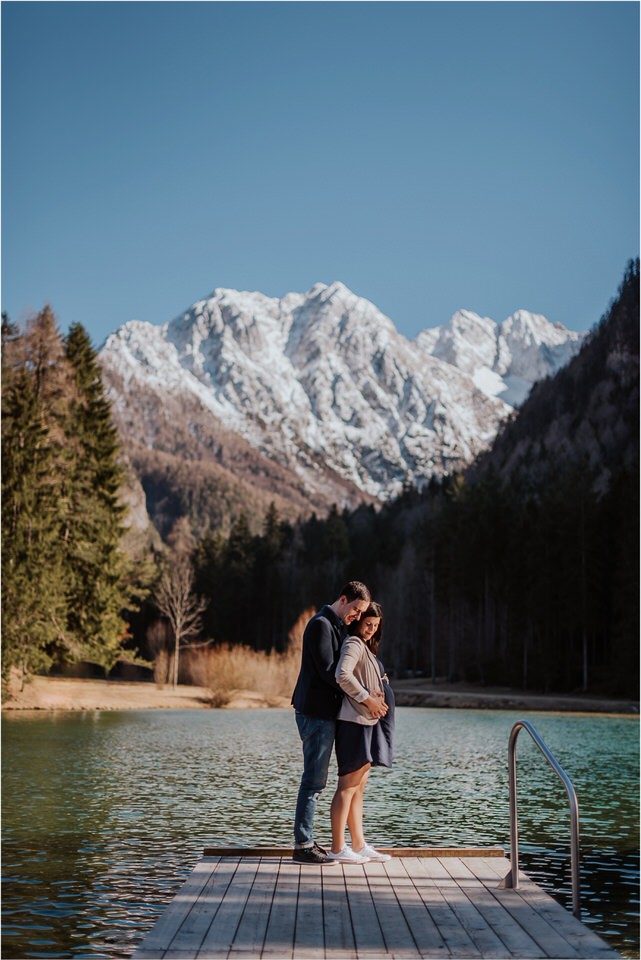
133, 848, 620, 959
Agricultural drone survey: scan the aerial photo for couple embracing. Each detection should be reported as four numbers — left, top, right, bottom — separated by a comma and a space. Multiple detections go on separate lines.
291, 581, 395, 865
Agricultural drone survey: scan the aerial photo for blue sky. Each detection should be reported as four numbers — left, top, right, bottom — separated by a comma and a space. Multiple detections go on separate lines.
2, 2, 639, 347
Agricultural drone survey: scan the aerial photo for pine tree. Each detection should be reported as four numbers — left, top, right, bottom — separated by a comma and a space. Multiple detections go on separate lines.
1, 313, 70, 681
63, 322, 132, 667
2, 309, 141, 686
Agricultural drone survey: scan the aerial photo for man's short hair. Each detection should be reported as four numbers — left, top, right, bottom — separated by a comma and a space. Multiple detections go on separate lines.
339, 581, 371, 603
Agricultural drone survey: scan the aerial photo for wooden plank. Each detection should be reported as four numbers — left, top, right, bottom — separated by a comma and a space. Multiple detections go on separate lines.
464, 858, 621, 959
341, 862, 389, 958
162, 859, 240, 959
432, 858, 519, 959
134, 854, 623, 960
193, 858, 260, 959
456, 856, 510, 883
322, 866, 357, 959
416, 857, 455, 880
409, 857, 483, 958
132, 858, 220, 959
386, 859, 449, 958
204, 847, 297, 858
293, 861, 326, 959
477, 854, 535, 886
439, 857, 565, 959
458, 858, 583, 959
364, 859, 421, 958
227, 859, 278, 957
261, 860, 298, 959
203, 846, 505, 858
473, 856, 621, 957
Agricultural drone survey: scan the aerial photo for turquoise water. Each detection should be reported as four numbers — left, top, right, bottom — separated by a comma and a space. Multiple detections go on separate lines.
2, 708, 638, 958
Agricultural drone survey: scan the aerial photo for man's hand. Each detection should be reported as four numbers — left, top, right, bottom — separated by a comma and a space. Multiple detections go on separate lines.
364, 691, 388, 718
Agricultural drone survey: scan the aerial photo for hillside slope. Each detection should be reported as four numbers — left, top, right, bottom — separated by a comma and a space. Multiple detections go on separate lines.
472, 259, 639, 491
100, 281, 583, 537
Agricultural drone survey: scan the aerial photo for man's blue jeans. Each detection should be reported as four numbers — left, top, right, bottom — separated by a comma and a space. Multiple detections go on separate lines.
294, 713, 336, 848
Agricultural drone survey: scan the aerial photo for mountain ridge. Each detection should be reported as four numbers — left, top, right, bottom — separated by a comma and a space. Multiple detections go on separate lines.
100, 281, 584, 538
471, 259, 639, 492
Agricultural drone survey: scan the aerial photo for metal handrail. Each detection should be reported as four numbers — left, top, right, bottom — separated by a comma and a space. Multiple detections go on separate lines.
499, 719, 581, 919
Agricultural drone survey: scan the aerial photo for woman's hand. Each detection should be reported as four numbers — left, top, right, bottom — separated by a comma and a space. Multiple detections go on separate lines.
364, 691, 388, 718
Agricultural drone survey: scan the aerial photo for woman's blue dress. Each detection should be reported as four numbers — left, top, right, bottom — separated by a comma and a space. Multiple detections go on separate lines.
334, 655, 395, 775
371, 656, 395, 768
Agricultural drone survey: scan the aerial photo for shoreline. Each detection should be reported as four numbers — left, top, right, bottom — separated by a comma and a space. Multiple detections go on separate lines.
2, 675, 638, 715
392, 679, 639, 715
2, 676, 291, 712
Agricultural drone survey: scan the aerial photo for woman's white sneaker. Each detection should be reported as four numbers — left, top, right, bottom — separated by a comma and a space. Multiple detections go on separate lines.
354, 843, 391, 861
328, 845, 369, 863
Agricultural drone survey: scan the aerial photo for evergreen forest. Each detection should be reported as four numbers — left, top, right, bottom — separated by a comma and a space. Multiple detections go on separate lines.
2, 262, 639, 698
1, 310, 146, 684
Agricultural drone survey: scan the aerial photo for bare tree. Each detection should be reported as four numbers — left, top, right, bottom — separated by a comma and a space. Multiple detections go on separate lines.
154, 555, 208, 689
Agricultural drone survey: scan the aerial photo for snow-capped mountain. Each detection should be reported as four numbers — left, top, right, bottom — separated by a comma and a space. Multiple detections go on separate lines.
417, 308, 584, 406
100, 282, 584, 510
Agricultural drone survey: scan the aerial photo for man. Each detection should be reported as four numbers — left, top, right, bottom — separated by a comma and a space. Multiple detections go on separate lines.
291, 580, 387, 864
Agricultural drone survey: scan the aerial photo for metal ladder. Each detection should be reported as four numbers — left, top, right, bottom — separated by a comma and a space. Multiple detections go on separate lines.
499, 719, 581, 918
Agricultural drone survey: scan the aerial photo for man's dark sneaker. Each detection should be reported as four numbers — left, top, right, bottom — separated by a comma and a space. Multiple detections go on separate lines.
292, 843, 337, 865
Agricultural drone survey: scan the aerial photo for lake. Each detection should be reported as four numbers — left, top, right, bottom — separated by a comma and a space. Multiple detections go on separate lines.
2, 708, 639, 959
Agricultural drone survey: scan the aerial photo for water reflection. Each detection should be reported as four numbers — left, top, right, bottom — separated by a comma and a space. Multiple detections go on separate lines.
2, 708, 638, 958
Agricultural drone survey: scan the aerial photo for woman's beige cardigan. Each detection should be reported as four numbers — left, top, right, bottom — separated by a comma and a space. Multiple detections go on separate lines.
335, 636, 382, 725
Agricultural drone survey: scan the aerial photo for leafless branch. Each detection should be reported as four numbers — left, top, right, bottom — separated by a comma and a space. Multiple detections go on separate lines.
154, 554, 208, 687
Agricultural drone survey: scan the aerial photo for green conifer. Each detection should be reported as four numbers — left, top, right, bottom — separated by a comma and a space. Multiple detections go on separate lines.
63, 322, 132, 667
1, 315, 70, 681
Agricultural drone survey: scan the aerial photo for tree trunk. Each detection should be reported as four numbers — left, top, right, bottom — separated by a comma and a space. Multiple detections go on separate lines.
173, 633, 180, 689
580, 499, 589, 693
522, 625, 529, 690
428, 554, 436, 684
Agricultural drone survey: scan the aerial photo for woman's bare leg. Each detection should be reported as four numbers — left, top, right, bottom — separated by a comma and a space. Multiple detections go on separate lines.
330, 763, 371, 853
347, 767, 370, 851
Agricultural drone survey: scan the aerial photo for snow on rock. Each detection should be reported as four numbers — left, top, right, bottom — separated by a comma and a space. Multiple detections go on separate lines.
423, 310, 498, 374
419, 307, 584, 407
100, 283, 584, 504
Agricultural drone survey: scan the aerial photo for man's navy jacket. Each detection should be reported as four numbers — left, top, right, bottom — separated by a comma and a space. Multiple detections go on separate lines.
291, 604, 347, 719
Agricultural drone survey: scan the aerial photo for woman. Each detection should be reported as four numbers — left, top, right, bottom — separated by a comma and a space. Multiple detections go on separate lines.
328, 601, 395, 863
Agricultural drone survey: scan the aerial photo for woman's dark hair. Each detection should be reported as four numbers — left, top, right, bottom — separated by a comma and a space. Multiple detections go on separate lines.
348, 601, 384, 654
